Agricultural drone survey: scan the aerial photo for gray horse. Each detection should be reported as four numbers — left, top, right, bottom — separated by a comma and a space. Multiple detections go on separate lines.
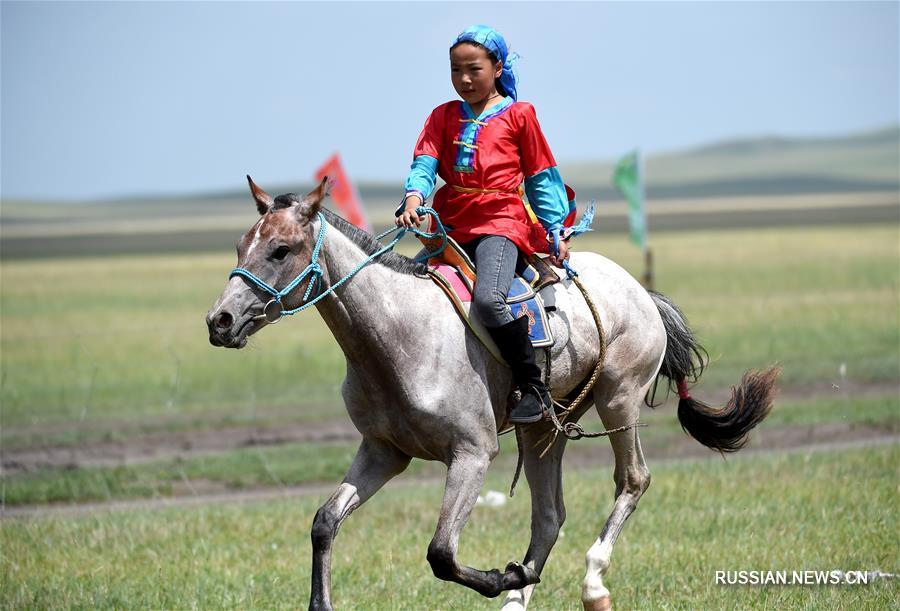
206, 178, 778, 610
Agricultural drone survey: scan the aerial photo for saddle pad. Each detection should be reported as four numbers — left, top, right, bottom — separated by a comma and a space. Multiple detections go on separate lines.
429, 264, 554, 352
420, 232, 558, 360
507, 276, 536, 304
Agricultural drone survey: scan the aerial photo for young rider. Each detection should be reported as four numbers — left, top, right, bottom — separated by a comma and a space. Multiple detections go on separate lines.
396, 25, 574, 425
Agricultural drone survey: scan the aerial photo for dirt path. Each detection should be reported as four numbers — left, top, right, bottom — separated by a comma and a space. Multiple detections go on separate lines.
3, 425, 896, 519
4, 380, 895, 474
1, 419, 360, 473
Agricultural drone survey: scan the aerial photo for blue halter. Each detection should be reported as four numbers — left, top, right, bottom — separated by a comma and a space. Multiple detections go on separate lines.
229, 208, 447, 324
229, 211, 328, 323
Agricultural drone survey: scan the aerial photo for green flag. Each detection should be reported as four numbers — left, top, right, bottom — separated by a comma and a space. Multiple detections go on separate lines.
613, 150, 647, 249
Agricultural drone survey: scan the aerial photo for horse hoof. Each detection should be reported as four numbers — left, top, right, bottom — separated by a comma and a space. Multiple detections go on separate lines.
502, 561, 541, 590
583, 595, 612, 611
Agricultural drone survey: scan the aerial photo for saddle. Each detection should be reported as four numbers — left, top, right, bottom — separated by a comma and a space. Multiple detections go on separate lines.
419, 233, 560, 363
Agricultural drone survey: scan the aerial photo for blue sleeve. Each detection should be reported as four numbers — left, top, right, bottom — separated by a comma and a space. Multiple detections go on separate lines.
524, 166, 569, 231
404, 155, 438, 202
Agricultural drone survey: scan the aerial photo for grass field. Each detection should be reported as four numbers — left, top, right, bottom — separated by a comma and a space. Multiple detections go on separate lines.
3, 445, 896, 609
3, 393, 897, 507
2, 202, 898, 609
2, 224, 897, 436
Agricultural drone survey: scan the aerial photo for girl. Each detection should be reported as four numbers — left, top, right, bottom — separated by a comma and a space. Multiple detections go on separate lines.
396, 25, 575, 425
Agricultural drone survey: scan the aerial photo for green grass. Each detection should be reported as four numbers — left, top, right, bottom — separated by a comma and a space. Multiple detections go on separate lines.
0, 253, 347, 430
4, 393, 896, 507
1, 441, 359, 506
0, 406, 341, 450
1, 224, 897, 436
756, 393, 899, 429
624, 225, 899, 389
2, 445, 896, 609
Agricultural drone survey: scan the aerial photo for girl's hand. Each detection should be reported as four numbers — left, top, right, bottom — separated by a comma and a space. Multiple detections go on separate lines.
549, 239, 570, 268
395, 195, 425, 228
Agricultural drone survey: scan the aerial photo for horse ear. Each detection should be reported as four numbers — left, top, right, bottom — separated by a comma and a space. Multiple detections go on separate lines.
247, 175, 274, 215
296, 176, 331, 222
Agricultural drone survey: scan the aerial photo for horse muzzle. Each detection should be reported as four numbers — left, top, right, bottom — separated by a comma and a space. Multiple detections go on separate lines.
206, 307, 256, 349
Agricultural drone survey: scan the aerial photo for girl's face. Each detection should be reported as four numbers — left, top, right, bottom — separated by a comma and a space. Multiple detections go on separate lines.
450, 43, 503, 107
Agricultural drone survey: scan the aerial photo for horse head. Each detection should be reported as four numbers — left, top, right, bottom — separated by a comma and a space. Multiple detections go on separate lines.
206, 175, 329, 348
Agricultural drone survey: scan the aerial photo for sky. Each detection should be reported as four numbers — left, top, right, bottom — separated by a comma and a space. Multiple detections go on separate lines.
2, 1, 898, 201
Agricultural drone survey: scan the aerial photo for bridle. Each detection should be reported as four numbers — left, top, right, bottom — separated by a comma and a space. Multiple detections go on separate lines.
229, 211, 329, 324
229, 208, 447, 324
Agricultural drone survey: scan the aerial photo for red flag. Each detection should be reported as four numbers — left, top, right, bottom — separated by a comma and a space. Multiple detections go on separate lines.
314, 153, 370, 231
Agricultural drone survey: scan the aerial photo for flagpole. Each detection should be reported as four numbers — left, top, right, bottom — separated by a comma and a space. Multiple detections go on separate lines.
639, 149, 654, 290
612, 148, 653, 290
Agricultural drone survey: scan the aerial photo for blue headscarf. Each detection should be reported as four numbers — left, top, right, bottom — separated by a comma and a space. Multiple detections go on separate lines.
452, 25, 519, 101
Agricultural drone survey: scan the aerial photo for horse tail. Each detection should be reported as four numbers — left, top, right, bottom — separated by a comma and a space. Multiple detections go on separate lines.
648, 290, 780, 453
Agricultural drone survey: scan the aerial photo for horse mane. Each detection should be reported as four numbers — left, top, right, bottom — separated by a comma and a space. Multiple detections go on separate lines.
320, 207, 428, 276
269, 193, 427, 275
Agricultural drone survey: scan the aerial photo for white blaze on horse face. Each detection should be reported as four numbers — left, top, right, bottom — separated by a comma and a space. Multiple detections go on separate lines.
246, 218, 266, 258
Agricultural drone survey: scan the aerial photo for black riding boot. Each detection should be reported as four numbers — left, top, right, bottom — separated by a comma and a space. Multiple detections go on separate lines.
488, 316, 551, 424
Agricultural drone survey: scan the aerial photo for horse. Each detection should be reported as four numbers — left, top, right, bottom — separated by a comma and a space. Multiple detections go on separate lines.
206, 177, 779, 610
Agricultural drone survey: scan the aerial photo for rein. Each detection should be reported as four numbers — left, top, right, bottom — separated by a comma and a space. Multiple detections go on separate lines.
229, 208, 447, 324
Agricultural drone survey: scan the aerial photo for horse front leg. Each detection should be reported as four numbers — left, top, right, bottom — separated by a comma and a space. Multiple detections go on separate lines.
581, 400, 651, 611
309, 438, 410, 611
501, 422, 571, 610
427, 450, 541, 598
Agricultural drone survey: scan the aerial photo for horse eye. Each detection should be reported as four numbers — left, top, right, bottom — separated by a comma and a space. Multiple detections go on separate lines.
272, 245, 291, 260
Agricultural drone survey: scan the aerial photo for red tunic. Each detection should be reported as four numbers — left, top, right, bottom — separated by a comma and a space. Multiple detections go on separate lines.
413, 100, 558, 255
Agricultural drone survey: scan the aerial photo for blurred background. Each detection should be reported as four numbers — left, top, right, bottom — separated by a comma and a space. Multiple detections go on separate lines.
2, 2, 898, 608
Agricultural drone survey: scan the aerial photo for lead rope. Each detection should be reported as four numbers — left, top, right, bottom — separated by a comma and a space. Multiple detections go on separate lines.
509, 275, 645, 496
509, 424, 525, 497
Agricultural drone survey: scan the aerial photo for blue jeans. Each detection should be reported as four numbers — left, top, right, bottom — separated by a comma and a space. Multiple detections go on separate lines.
461, 235, 519, 328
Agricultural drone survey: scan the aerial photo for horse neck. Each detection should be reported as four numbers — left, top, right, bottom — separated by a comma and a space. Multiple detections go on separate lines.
313, 222, 422, 360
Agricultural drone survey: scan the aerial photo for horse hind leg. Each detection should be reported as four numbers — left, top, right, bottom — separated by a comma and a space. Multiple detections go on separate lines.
581, 388, 651, 611
310, 438, 411, 611
427, 450, 541, 599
